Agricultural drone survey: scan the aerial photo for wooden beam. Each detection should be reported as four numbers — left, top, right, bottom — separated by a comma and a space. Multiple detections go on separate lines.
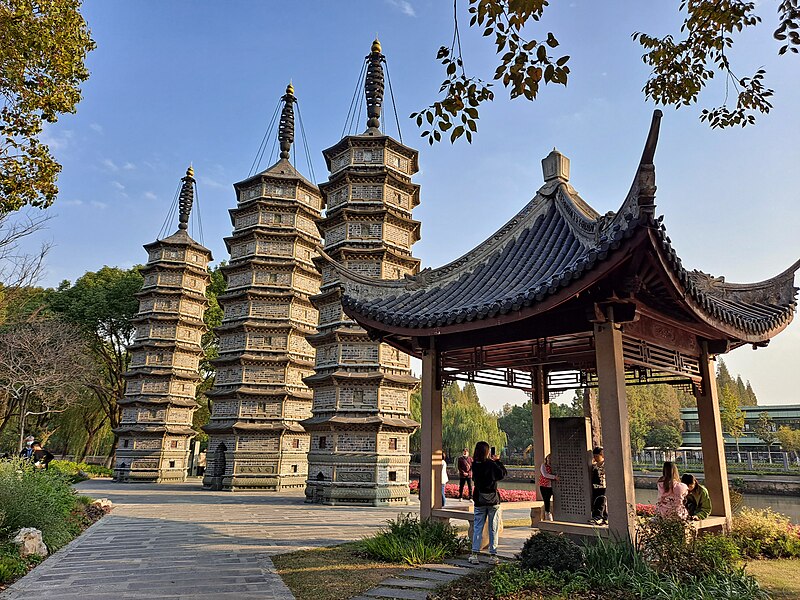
420, 345, 443, 519
695, 343, 732, 529
594, 320, 637, 542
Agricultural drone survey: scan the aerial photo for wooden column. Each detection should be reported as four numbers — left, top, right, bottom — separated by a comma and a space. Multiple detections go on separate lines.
420, 345, 443, 519
695, 343, 732, 528
594, 321, 636, 542
531, 366, 551, 468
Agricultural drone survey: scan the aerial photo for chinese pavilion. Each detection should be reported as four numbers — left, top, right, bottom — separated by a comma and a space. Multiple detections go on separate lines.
302, 40, 420, 505
116, 167, 211, 483
203, 85, 323, 491
321, 110, 800, 539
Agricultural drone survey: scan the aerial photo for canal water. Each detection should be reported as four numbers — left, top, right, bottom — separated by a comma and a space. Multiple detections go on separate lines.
500, 481, 800, 523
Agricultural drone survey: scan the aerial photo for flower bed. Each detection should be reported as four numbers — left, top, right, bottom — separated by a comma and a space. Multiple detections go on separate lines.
636, 503, 656, 517
408, 480, 537, 502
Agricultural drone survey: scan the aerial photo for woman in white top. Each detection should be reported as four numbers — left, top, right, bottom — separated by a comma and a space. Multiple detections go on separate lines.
441, 451, 449, 506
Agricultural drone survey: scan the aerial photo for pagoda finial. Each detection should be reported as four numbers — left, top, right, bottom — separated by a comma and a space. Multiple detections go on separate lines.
278, 82, 296, 160
178, 165, 195, 231
365, 38, 385, 130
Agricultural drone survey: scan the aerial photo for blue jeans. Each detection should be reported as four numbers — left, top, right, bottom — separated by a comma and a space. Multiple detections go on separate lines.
472, 504, 500, 554
442, 485, 446, 506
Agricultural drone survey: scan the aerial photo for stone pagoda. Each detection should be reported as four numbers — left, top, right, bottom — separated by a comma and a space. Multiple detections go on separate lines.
202, 84, 323, 491
303, 40, 420, 506
116, 167, 211, 483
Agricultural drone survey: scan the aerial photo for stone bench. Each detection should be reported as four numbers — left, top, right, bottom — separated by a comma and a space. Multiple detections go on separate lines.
690, 515, 729, 533
431, 500, 545, 550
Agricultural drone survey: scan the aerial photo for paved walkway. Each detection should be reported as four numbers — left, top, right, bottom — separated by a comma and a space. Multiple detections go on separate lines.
1, 479, 532, 600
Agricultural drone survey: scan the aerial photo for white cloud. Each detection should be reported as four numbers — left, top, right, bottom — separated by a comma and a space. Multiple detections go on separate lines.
386, 0, 415, 17
199, 175, 227, 189
89, 123, 103, 134
90, 200, 108, 209
61, 199, 84, 207
102, 158, 119, 171
40, 127, 74, 151
123, 162, 136, 170
143, 191, 157, 201
111, 181, 125, 191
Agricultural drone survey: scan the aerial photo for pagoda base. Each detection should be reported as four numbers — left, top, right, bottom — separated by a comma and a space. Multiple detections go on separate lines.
304, 481, 411, 506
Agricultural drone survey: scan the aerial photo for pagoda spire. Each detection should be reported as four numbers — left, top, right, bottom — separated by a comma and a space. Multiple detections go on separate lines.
278, 82, 296, 160
365, 38, 385, 130
177, 165, 195, 231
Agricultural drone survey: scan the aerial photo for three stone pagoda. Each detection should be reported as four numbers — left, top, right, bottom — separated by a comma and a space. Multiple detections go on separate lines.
202, 84, 324, 491
116, 167, 212, 482
302, 40, 420, 505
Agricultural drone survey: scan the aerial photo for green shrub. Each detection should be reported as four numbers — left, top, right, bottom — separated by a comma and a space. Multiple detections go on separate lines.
0, 458, 80, 550
49, 460, 112, 483
580, 535, 765, 600
0, 553, 27, 584
693, 533, 741, 574
731, 507, 800, 559
519, 531, 584, 573
359, 513, 468, 565
490, 562, 588, 597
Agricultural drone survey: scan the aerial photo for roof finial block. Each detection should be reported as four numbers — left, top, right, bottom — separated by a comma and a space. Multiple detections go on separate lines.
372, 38, 382, 53
542, 148, 570, 182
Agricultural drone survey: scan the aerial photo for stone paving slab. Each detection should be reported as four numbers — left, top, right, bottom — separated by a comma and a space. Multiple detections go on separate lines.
364, 586, 430, 599
379, 577, 440, 589
0, 479, 425, 600
398, 569, 459, 582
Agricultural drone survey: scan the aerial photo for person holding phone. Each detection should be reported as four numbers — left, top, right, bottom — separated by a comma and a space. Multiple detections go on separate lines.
469, 441, 507, 565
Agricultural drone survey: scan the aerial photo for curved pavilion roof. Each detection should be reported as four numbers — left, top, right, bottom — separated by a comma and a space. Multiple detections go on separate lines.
323, 111, 800, 349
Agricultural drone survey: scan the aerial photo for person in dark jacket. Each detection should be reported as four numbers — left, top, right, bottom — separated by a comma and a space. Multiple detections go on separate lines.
469, 441, 507, 565
681, 473, 712, 520
590, 446, 608, 525
19, 436, 35, 459
457, 448, 473, 500
31, 442, 54, 469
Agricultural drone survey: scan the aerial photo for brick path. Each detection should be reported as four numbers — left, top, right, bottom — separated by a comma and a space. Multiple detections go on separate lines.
0, 479, 421, 600
1, 480, 533, 600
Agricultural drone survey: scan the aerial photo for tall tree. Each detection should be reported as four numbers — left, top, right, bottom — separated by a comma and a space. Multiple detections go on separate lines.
414, 0, 797, 145
776, 426, 800, 463
719, 384, 745, 457
0, 211, 51, 323
0, 318, 91, 451
754, 411, 777, 460
47, 266, 143, 465
497, 400, 532, 455
0, 0, 95, 212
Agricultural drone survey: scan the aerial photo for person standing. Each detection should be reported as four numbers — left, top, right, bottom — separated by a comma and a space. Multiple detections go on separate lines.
681, 473, 712, 520
457, 448, 473, 500
469, 441, 507, 565
19, 436, 35, 459
590, 447, 608, 525
538, 454, 558, 521
441, 451, 448, 506
656, 461, 689, 519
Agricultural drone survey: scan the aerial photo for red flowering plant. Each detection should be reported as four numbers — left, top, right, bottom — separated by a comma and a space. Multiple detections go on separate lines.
636, 503, 657, 517
407, 480, 536, 502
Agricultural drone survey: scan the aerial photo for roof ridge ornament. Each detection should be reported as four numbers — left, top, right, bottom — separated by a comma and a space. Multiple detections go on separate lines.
542, 147, 570, 182
635, 109, 662, 216
278, 82, 297, 160
177, 165, 195, 231
365, 38, 385, 131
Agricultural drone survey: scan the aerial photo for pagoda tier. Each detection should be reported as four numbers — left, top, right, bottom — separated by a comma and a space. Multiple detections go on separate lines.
302, 40, 420, 507
203, 84, 324, 491
116, 167, 212, 483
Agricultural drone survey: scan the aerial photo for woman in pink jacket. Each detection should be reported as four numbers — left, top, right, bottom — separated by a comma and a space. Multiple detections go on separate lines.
656, 461, 689, 519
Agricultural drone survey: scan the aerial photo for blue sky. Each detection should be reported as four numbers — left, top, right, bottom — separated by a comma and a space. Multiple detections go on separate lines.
25, 0, 800, 410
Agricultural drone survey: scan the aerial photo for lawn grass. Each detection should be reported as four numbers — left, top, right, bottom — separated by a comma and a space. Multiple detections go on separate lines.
271, 542, 407, 600
748, 559, 800, 599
